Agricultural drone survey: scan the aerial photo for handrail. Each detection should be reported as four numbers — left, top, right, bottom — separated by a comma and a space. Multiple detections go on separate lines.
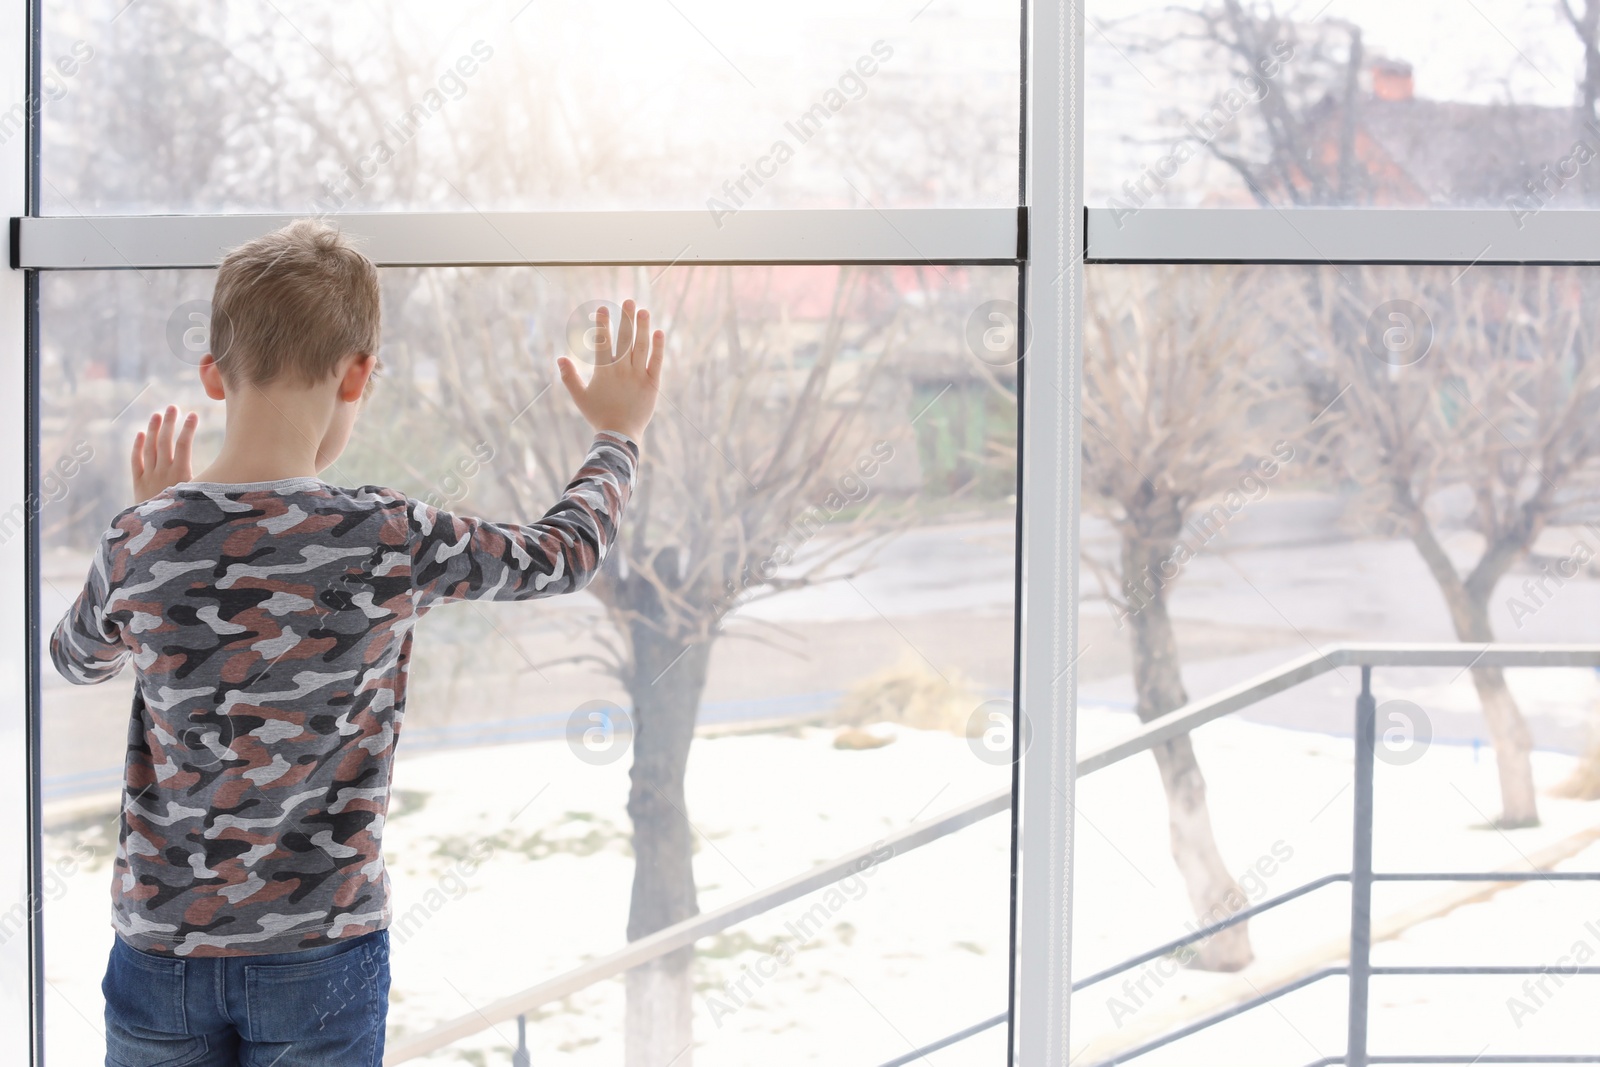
874, 1011, 1009, 1067
1091, 967, 1350, 1066
1070, 873, 1352, 992
388, 643, 1600, 1064
1079, 642, 1600, 774
385, 787, 1010, 1063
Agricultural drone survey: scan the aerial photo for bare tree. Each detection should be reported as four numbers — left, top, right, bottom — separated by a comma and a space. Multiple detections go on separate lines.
1116, 0, 1366, 207
1192, 1, 1366, 205
1561, 0, 1600, 122
408, 263, 942, 1063
1297, 265, 1600, 826
1083, 264, 1300, 970
1555, 2, 1600, 801
1136, 1, 1600, 824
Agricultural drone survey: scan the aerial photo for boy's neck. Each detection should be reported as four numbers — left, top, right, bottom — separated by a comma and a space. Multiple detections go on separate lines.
192, 383, 337, 484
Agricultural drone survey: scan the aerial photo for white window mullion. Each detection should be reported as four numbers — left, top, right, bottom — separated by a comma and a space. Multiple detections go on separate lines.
2, 0, 37, 1059
1088, 206, 1600, 265
1013, 0, 1082, 1063
15, 208, 1020, 269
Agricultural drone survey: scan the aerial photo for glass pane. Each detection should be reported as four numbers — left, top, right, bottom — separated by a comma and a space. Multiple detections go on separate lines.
1072, 262, 1600, 1064
1089, 1, 1598, 209
38, 262, 1018, 1063
41, 0, 1020, 215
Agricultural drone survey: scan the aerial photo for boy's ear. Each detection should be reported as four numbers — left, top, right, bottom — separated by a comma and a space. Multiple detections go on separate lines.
337, 352, 377, 403
198, 354, 227, 400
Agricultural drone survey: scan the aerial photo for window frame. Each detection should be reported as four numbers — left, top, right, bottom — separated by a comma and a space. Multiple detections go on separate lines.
1086, 206, 1600, 265
1, 3, 1089, 1065
14, 208, 1025, 269
1, 0, 38, 1060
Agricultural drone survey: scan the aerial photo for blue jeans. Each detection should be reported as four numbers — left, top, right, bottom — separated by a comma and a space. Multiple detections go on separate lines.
102, 930, 390, 1067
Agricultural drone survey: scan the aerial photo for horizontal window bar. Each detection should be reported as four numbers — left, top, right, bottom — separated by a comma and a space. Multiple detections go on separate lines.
12, 208, 1021, 270
1086, 207, 1600, 265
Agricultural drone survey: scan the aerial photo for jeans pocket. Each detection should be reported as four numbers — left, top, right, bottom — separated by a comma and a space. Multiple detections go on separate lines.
243, 932, 390, 1056
103, 939, 204, 1067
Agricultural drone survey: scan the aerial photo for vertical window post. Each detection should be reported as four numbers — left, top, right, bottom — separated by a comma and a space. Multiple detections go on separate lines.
1013, 0, 1082, 1063
0, 0, 38, 1060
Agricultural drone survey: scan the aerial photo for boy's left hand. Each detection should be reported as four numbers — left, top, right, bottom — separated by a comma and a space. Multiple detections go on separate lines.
131, 406, 199, 502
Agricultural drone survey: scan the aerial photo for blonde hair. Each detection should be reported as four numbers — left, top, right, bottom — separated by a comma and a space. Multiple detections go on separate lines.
210, 219, 381, 389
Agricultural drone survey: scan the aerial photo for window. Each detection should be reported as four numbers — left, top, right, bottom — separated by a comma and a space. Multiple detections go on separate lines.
1071, 262, 1600, 1064
8, 0, 1071, 1064
43, 1, 1020, 214
13, 2, 1596, 1066
1070, 3, 1600, 1063
36, 264, 1022, 1064
1089, 0, 1598, 210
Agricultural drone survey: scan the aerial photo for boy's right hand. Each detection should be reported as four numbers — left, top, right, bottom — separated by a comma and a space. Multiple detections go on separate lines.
557, 300, 664, 444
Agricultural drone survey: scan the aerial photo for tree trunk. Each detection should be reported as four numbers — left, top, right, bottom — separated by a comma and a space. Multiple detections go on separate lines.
1421, 561, 1540, 826
1123, 534, 1254, 971
1405, 518, 1540, 826
1464, 662, 1540, 827
1554, 730, 1600, 800
1555, 671, 1600, 800
622, 621, 714, 1067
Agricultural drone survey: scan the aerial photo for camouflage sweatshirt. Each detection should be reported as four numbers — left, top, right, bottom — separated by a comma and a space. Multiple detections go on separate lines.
49, 431, 637, 957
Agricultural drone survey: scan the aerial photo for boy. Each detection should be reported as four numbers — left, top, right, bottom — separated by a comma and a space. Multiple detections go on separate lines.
49, 219, 663, 1066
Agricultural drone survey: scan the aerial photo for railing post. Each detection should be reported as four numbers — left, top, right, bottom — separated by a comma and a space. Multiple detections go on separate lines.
1348, 665, 1375, 1067
512, 1013, 529, 1067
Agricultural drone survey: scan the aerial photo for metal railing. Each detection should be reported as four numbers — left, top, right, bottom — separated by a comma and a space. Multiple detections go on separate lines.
890, 644, 1600, 1067
385, 644, 1600, 1066
386, 786, 1011, 1062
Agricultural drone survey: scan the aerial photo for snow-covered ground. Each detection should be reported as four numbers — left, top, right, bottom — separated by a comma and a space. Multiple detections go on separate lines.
41, 722, 1013, 1067
1070, 685, 1600, 1066
41, 683, 1600, 1065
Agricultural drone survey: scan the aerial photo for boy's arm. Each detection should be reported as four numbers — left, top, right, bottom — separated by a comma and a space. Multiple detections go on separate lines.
49, 531, 130, 684
408, 431, 639, 609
